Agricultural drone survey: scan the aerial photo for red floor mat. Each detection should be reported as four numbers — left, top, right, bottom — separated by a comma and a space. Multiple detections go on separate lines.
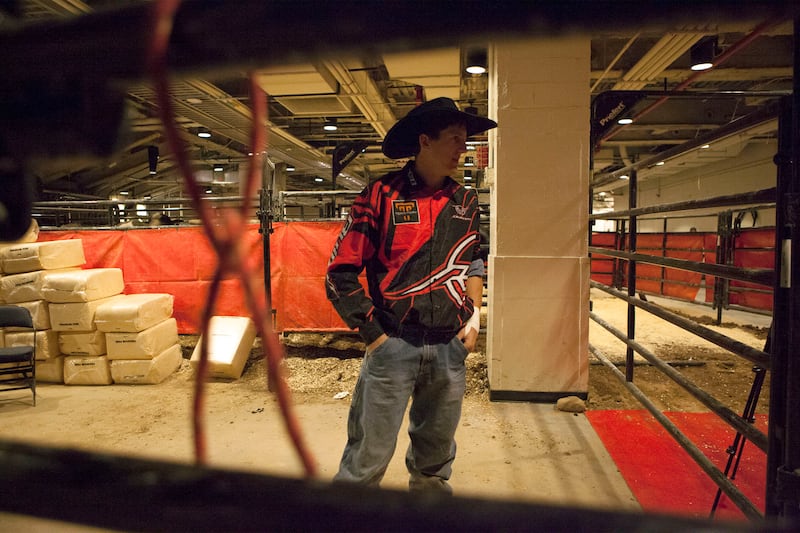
586, 410, 767, 521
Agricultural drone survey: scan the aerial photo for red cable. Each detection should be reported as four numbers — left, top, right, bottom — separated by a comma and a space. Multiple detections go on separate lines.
147, 0, 317, 477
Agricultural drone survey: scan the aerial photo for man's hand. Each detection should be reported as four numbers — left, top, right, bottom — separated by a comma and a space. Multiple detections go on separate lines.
457, 307, 481, 352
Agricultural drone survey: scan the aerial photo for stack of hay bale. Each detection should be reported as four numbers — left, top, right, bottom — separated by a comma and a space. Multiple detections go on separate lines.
44, 267, 127, 385
0, 235, 86, 382
0, 226, 181, 386
97, 293, 181, 385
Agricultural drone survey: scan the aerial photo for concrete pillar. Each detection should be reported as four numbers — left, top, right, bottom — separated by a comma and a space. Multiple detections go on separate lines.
486, 37, 590, 401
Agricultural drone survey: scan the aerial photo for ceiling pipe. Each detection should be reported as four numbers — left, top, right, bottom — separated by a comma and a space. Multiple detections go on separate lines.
613, 30, 707, 90
599, 16, 787, 148
321, 60, 394, 138
591, 31, 640, 93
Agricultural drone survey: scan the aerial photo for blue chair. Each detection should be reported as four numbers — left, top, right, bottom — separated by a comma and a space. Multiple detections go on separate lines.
0, 305, 36, 406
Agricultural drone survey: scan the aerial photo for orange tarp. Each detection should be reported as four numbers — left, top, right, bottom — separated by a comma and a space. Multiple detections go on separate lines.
38, 223, 355, 334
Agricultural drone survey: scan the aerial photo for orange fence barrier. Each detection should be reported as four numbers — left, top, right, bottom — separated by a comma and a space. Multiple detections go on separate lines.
39, 223, 354, 334
590, 229, 774, 312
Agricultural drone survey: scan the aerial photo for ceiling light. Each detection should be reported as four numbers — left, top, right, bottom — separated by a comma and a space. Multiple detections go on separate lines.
286, 165, 295, 172
655, 161, 665, 166
617, 118, 633, 125
690, 37, 717, 71
323, 119, 338, 131
213, 165, 224, 172
619, 174, 629, 180
119, 191, 129, 195
701, 144, 710, 149
464, 156, 474, 167
314, 177, 324, 182
464, 170, 473, 181
197, 127, 211, 138
465, 48, 487, 75
186, 97, 203, 104
205, 188, 213, 194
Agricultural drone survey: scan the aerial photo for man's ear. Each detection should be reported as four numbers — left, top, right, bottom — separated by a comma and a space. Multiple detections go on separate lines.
418, 133, 431, 150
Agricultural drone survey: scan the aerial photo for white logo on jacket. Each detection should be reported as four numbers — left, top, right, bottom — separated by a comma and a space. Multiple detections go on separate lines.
394, 234, 477, 302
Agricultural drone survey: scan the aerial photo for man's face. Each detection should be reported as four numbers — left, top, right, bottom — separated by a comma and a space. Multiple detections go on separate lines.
421, 123, 468, 175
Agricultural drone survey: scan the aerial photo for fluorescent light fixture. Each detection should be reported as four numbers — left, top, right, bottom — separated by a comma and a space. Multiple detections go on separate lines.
656, 161, 665, 166
314, 177, 324, 182
205, 188, 213, 194
617, 118, 633, 125
286, 165, 295, 172
213, 165, 224, 172
701, 144, 710, 149
464, 156, 474, 167
197, 127, 211, 138
119, 190, 129, 195
619, 174, 630, 180
323, 118, 338, 131
464, 170, 473, 181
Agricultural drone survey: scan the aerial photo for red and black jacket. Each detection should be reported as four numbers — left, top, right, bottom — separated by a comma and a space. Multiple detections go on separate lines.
326, 162, 482, 345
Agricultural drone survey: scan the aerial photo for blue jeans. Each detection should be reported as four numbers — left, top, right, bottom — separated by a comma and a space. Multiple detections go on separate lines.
334, 335, 469, 487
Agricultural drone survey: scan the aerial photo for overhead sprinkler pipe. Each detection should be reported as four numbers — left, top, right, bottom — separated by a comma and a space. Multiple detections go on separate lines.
596, 16, 787, 149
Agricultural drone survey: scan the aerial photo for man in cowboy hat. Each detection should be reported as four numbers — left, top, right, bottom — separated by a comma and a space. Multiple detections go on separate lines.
326, 97, 497, 493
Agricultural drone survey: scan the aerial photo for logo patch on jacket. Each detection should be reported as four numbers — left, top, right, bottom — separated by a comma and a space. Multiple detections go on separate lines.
392, 200, 420, 224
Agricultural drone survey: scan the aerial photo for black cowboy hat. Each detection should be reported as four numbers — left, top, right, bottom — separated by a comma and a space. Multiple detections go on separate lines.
381, 97, 497, 159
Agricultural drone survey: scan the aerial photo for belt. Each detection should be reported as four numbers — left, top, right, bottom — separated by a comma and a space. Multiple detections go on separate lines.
395, 325, 458, 346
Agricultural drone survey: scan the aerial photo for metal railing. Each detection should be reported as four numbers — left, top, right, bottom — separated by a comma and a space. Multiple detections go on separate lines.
588, 95, 799, 520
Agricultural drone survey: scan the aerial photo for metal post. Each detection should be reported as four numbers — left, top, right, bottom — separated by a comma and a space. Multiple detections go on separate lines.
766, 88, 800, 520
259, 160, 275, 329
779, 15, 800, 519
715, 211, 733, 325
626, 170, 637, 382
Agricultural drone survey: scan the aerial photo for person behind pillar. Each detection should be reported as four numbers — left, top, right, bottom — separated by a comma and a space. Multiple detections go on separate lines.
325, 97, 497, 493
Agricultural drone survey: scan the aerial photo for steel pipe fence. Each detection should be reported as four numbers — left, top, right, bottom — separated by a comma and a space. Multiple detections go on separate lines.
589, 84, 800, 520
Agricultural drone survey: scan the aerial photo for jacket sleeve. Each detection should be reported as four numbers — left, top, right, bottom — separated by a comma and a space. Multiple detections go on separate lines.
325, 185, 385, 344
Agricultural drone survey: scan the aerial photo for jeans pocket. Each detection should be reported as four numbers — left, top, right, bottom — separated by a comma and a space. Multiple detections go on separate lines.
452, 337, 469, 360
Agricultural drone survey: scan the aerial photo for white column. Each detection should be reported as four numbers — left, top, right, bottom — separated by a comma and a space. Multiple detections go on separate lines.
486, 37, 590, 401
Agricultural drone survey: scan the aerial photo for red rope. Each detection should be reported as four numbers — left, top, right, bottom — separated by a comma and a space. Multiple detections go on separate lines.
146, 0, 317, 477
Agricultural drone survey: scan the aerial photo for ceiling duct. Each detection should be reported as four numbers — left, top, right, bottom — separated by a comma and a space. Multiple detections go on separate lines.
275, 95, 354, 116
382, 48, 461, 101
320, 59, 396, 138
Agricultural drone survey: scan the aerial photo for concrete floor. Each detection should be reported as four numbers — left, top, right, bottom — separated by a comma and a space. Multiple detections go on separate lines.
0, 388, 639, 531
5, 291, 772, 530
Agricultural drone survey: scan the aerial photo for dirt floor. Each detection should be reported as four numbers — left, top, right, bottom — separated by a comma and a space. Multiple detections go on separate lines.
271, 288, 770, 416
